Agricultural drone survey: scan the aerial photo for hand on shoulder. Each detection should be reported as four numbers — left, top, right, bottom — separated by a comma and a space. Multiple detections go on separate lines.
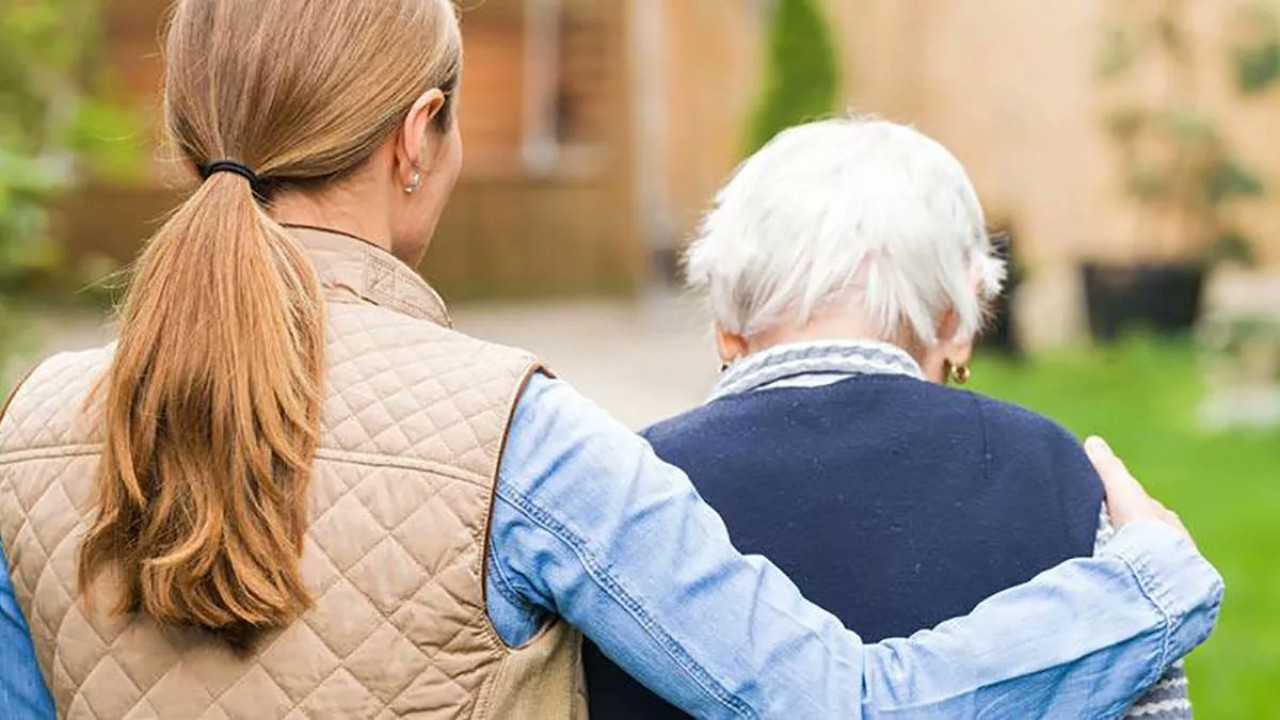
1085, 436, 1195, 547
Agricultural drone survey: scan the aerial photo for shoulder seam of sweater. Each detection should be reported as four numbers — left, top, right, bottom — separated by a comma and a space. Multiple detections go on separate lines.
971, 391, 992, 489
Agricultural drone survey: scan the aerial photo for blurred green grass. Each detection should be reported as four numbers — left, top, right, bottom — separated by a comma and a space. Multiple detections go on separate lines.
973, 339, 1279, 720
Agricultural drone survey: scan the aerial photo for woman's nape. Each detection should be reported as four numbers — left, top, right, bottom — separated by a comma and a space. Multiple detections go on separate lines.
270, 88, 464, 268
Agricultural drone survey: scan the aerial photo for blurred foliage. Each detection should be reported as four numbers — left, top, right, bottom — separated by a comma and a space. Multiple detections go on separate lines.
0, 0, 141, 358
1234, 2, 1280, 94
1098, 24, 1143, 80
746, 0, 840, 155
1099, 0, 1275, 266
1204, 228, 1259, 265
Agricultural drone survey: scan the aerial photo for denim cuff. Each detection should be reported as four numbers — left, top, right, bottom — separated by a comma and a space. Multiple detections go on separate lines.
1099, 520, 1225, 666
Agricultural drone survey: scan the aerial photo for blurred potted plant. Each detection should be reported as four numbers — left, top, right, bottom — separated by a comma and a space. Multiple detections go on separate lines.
979, 220, 1025, 357
746, 0, 840, 154
1089, 0, 1279, 341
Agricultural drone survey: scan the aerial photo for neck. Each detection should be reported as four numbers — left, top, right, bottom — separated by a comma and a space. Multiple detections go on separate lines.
746, 312, 939, 380
749, 314, 915, 357
270, 185, 394, 253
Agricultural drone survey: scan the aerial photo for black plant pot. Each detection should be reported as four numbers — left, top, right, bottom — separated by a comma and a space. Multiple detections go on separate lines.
1081, 261, 1206, 342
979, 233, 1023, 356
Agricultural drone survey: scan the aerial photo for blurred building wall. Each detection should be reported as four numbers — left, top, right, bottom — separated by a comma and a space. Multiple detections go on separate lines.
658, 0, 1280, 269
652, 0, 1280, 345
58, 0, 1280, 309
649, 2, 764, 245
861, 0, 1280, 270
426, 0, 642, 298
64, 0, 641, 299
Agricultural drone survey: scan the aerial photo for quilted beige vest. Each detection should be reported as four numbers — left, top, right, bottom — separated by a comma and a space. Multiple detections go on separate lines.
0, 228, 586, 719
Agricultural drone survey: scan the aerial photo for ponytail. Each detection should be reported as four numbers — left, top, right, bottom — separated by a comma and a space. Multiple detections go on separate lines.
77, 0, 462, 644
79, 171, 325, 639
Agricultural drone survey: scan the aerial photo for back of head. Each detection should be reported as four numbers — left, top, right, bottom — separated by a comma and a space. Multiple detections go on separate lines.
686, 118, 1005, 347
80, 0, 461, 644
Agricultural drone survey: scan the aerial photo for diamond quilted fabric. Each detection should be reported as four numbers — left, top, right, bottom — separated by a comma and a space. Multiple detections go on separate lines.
0, 231, 586, 719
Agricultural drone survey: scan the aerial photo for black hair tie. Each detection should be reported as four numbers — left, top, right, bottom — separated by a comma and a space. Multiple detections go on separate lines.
199, 160, 265, 195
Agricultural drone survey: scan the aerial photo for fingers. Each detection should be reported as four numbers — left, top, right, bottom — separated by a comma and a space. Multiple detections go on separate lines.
1152, 499, 1193, 546
1085, 435, 1195, 547
1085, 436, 1147, 510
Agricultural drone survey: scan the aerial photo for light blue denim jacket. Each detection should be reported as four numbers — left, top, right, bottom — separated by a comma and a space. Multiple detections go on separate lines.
0, 373, 1222, 719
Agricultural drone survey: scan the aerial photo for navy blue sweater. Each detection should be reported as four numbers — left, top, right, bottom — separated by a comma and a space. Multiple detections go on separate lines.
583, 375, 1104, 718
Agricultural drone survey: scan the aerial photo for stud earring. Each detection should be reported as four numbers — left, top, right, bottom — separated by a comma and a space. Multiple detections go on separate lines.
948, 362, 972, 385
404, 169, 422, 195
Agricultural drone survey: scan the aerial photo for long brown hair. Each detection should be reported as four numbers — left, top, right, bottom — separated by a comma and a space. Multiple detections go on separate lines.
79, 0, 462, 640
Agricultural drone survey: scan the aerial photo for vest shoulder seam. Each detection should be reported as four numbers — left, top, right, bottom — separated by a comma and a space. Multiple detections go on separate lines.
0, 363, 40, 430
312, 447, 490, 486
0, 445, 497, 487
0, 444, 101, 465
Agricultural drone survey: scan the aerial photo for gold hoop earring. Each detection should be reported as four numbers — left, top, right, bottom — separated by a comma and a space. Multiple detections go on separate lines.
948, 362, 972, 385
404, 169, 422, 195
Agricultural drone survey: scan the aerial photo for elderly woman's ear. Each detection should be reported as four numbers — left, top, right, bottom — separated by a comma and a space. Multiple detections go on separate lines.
920, 307, 975, 385
716, 327, 750, 370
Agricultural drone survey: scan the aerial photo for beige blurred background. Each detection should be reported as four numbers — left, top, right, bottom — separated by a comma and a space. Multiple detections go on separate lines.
55, 0, 1280, 351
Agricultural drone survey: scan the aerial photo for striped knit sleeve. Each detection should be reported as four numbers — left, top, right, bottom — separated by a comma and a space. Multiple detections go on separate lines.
1097, 506, 1195, 719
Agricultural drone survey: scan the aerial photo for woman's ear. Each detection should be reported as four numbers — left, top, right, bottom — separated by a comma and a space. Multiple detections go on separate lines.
395, 88, 448, 189
935, 307, 974, 367
920, 307, 976, 384
949, 337, 975, 369
934, 306, 961, 344
715, 326, 749, 366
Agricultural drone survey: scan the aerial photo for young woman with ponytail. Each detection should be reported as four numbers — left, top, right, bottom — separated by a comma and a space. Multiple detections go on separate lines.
0, 0, 1220, 717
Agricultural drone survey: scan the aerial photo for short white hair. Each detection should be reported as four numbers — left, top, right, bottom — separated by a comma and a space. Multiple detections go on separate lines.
686, 118, 1006, 346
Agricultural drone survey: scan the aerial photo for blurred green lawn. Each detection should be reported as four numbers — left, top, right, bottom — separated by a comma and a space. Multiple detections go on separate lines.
973, 339, 1279, 720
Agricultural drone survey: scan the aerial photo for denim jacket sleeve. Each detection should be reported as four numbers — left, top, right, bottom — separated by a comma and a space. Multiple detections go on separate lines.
488, 374, 1223, 719
0, 542, 55, 719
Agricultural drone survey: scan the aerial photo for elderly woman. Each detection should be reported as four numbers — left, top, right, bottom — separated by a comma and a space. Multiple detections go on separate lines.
584, 119, 1192, 718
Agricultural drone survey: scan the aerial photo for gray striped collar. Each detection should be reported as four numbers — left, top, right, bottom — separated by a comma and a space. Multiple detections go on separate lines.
709, 339, 925, 402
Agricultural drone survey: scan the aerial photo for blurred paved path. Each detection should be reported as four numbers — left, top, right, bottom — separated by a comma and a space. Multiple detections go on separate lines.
455, 291, 718, 428
20, 290, 719, 430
